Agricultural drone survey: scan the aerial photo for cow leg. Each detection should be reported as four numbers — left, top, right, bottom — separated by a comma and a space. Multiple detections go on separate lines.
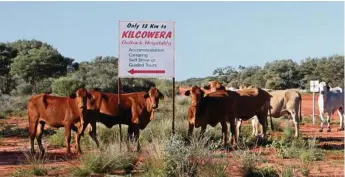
319, 110, 326, 132
29, 119, 39, 155
89, 122, 100, 148
251, 117, 259, 136
326, 112, 331, 132
64, 125, 72, 154
188, 122, 194, 138
221, 121, 229, 146
127, 125, 134, 142
235, 118, 242, 141
229, 118, 237, 148
134, 126, 141, 151
36, 122, 45, 157
199, 125, 207, 140
290, 110, 299, 137
337, 107, 344, 131
257, 114, 267, 139
73, 129, 82, 154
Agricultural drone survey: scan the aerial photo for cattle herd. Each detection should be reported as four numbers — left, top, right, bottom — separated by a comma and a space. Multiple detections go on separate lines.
27, 80, 344, 155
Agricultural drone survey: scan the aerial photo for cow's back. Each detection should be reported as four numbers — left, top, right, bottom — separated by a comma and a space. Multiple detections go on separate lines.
195, 92, 231, 127
28, 94, 77, 127
269, 90, 299, 114
229, 88, 271, 119
329, 87, 344, 107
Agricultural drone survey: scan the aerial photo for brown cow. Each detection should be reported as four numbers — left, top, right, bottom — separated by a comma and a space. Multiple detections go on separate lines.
228, 87, 272, 141
82, 87, 164, 149
185, 86, 237, 147
28, 88, 90, 155
203, 81, 272, 140
186, 83, 272, 146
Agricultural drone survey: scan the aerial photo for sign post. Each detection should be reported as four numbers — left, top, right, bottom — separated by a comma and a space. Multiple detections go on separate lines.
310, 80, 319, 125
118, 21, 176, 134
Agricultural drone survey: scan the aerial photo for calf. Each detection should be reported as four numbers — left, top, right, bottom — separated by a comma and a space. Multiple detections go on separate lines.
318, 82, 344, 132
28, 88, 89, 155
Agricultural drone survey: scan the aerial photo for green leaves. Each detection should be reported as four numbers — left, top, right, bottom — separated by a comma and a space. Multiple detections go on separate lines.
8, 40, 74, 93
207, 55, 344, 90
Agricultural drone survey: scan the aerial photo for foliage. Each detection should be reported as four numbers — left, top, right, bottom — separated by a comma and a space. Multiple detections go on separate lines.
9, 40, 74, 93
51, 76, 85, 96
0, 43, 18, 94
182, 55, 344, 90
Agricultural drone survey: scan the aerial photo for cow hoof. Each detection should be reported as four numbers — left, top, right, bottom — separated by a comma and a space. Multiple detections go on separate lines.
327, 129, 331, 132
319, 129, 323, 132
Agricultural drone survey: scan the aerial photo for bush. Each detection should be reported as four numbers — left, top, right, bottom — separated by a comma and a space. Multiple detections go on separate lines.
0, 94, 30, 117
12, 83, 33, 95
77, 143, 137, 174
36, 78, 54, 93
49, 128, 65, 147
52, 76, 85, 96
163, 134, 221, 177
233, 149, 263, 177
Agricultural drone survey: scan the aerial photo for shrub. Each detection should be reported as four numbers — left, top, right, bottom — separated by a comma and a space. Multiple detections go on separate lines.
77, 143, 137, 174
163, 134, 220, 177
48, 128, 65, 147
233, 149, 263, 177
0, 95, 30, 117
51, 76, 85, 96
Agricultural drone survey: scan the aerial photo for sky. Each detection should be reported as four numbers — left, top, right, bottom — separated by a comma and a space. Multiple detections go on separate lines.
0, 1, 344, 81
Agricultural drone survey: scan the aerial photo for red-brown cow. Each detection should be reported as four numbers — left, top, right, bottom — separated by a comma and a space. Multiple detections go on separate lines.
28, 88, 90, 155
185, 83, 272, 147
81, 87, 164, 149
185, 86, 235, 146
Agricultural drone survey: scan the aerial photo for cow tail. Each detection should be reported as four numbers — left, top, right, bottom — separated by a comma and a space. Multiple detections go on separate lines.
42, 94, 48, 109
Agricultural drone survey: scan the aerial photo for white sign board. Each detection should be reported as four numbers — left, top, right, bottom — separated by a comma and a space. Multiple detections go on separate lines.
118, 21, 175, 78
310, 80, 319, 92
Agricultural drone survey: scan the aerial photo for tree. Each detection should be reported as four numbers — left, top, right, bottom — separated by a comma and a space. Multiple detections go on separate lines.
263, 59, 301, 89
10, 44, 73, 93
0, 43, 18, 94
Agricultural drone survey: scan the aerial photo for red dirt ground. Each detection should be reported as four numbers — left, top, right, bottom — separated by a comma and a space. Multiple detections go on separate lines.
0, 93, 343, 176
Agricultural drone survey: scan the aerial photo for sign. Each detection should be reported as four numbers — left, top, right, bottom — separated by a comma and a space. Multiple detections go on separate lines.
118, 21, 175, 78
310, 80, 319, 92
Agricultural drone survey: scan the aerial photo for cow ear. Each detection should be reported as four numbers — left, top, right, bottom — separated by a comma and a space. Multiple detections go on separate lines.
203, 85, 210, 90
200, 90, 205, 97
184, 90, 191, 96
70, 92, 76, 99
101, 94, 108, 101
144, 92, 150, 98
158, 91, 165, 100
87, 93, 93, 100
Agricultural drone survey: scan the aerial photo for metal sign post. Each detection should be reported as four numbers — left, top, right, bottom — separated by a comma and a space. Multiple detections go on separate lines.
310, 80, 319, 125
118, 21, 176, 134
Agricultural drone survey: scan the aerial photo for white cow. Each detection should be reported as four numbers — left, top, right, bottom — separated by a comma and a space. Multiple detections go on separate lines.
318, 81, 344, 132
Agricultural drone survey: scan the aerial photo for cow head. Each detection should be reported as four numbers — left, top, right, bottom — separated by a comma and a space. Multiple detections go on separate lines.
319, 81, 330, 95
70, 88, 88, 109
70, 88, 94, 111
144, 87, 164, 109
202, 81, 226, 96
184, 86, 204, 107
